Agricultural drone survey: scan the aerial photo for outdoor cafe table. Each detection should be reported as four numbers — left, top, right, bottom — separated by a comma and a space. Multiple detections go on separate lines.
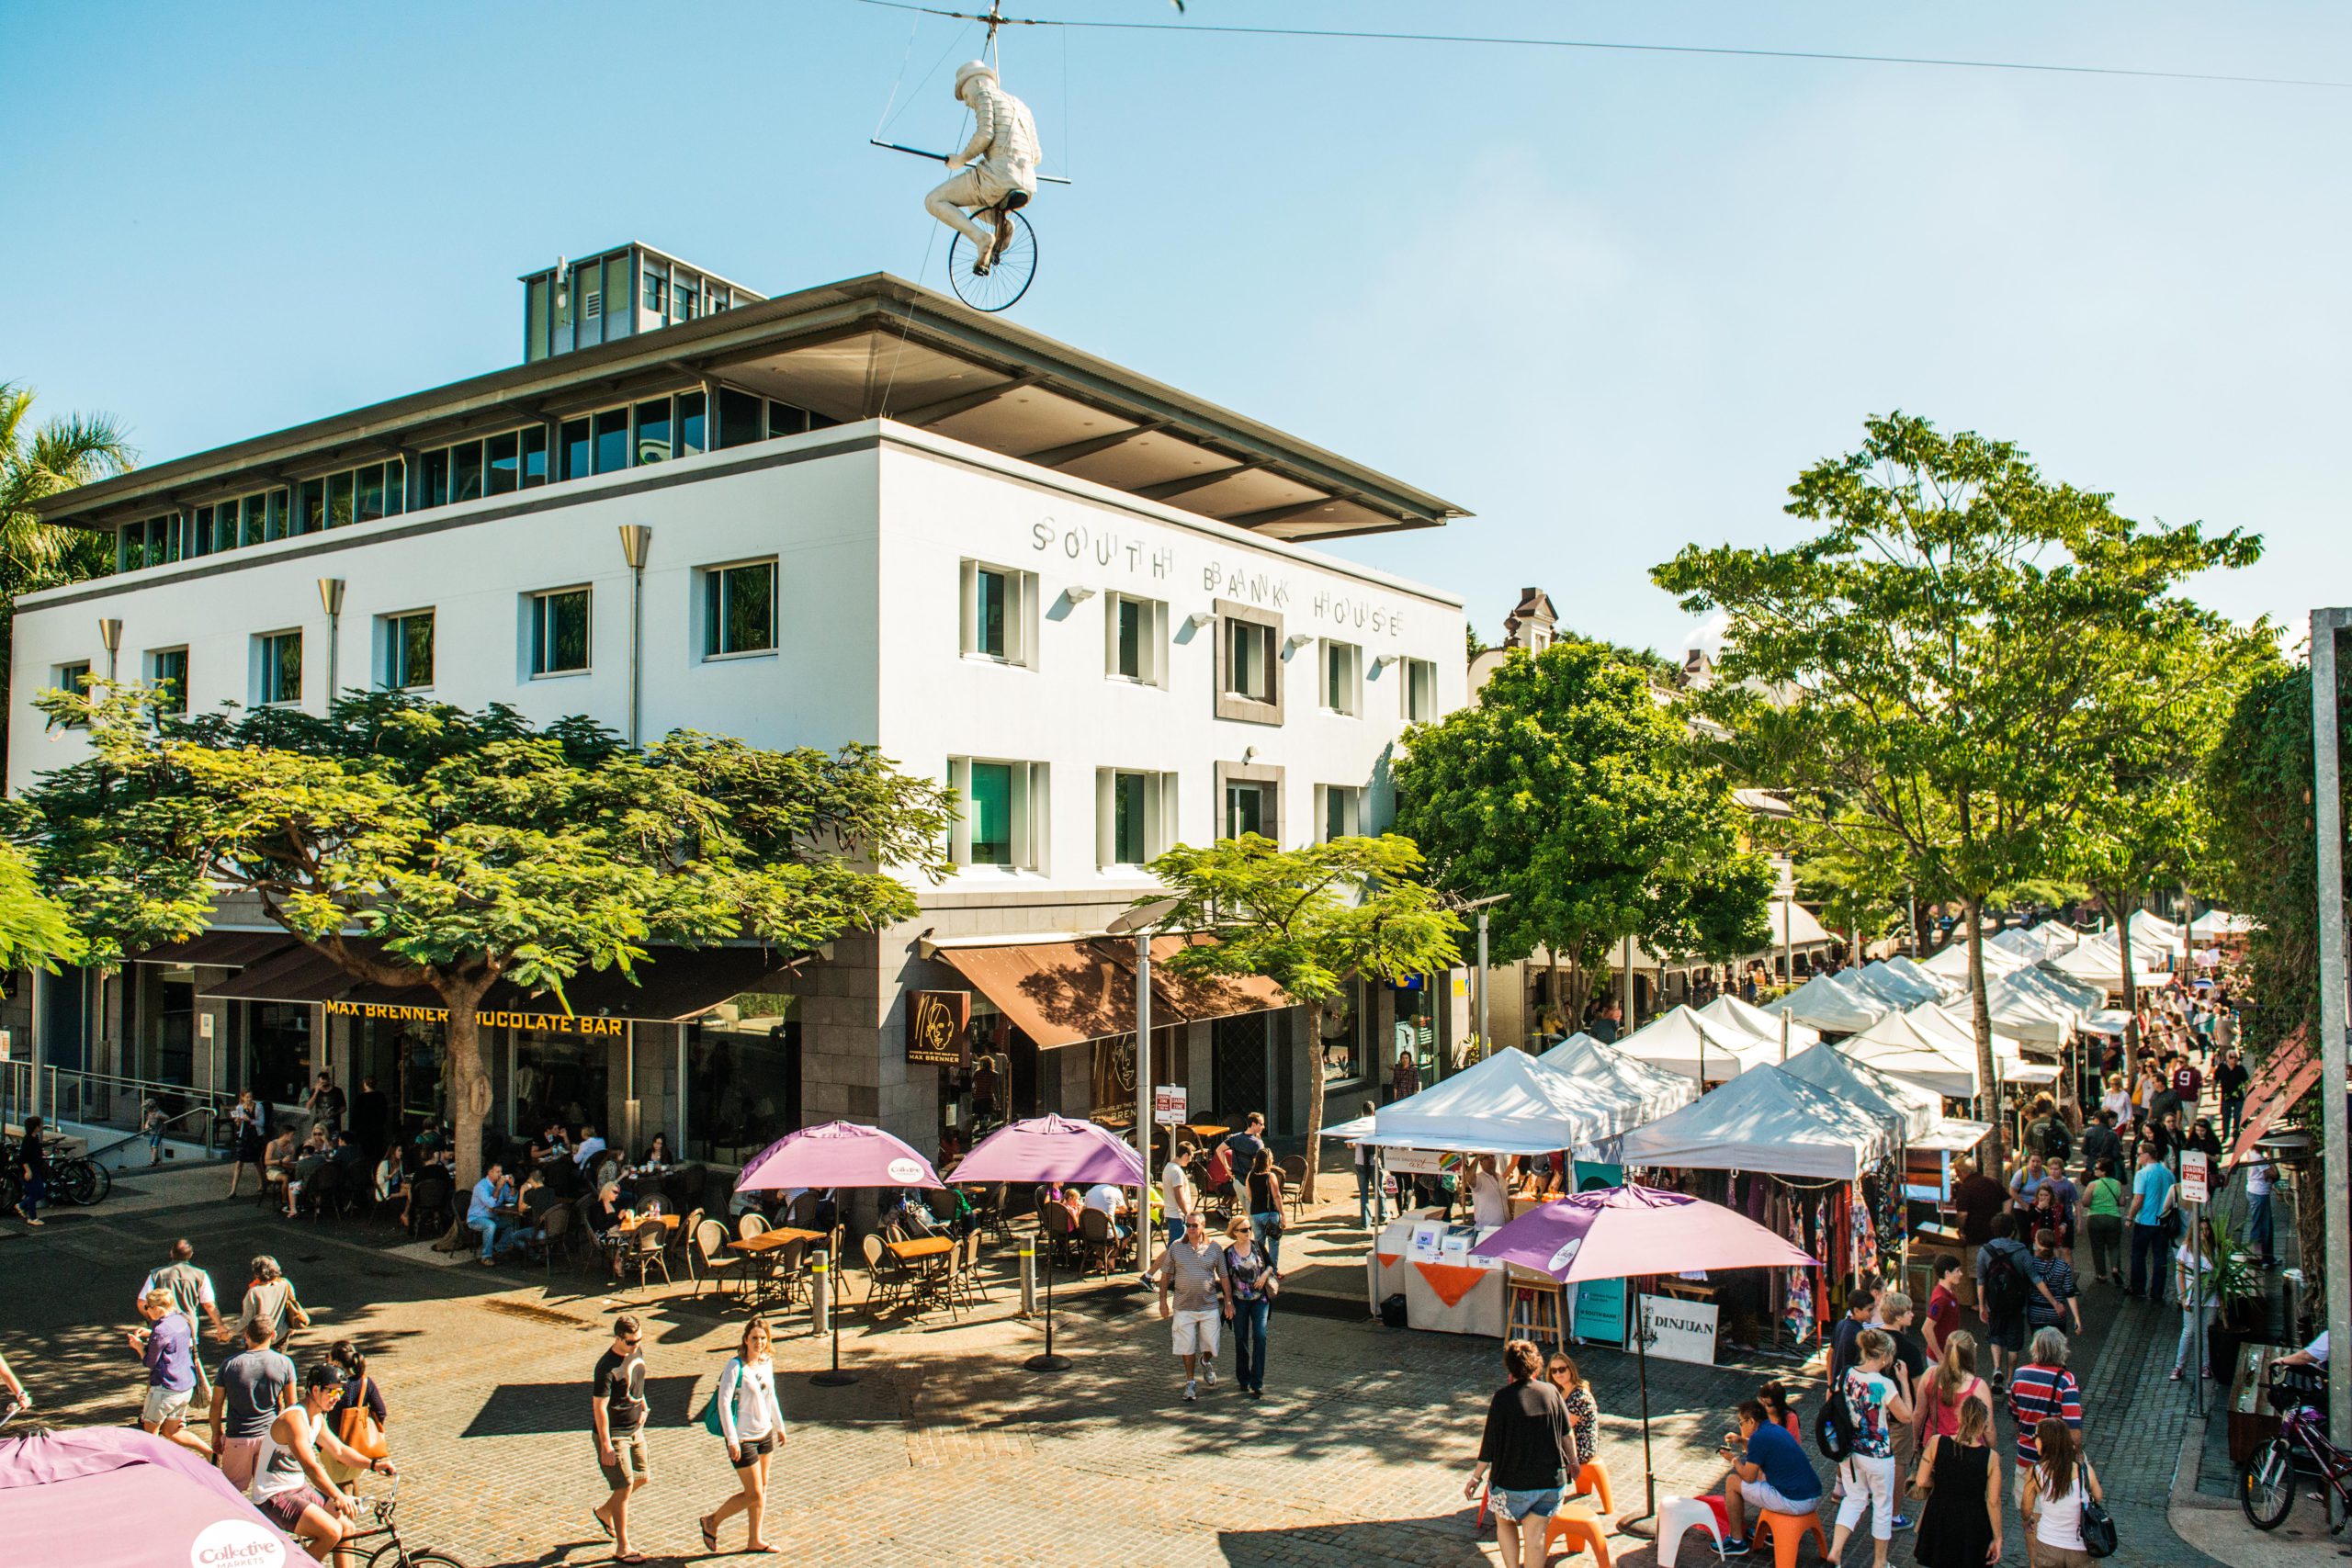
885, 1235, 956, 1297
729, 1226, 825, 1307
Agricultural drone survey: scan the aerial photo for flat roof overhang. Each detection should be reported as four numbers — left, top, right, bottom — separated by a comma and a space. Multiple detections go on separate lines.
43, 274, 1468, 545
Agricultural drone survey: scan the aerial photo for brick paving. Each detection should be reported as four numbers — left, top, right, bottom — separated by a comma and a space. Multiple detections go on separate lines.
0, 1165, 2255, 1567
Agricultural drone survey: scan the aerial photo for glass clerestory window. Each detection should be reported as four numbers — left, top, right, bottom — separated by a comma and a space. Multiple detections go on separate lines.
967, 761, 1013, 864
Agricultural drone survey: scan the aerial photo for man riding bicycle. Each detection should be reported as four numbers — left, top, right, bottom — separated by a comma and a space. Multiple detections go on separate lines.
923, 60, 1041, 275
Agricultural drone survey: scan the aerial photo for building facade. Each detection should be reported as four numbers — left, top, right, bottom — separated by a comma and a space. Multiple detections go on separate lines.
11, 257, 1474, 1161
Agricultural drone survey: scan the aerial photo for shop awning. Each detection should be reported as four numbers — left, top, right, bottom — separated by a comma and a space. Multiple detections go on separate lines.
184, 936, 799, 1024
131, 931, 306, 969
1909, 1120, 1993, 1153
2231, 1028, 2320, 1164
931, 934, 1288, 1050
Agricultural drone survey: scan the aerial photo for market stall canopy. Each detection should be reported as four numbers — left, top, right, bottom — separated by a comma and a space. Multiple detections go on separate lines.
1776, 972, 1890, 1035
1613, 1061, 1894, 1179
2189, 909, 2256, 940
1362, 1045, 1623, 1155
1919, 938, 2030, 984
1881, 954, 1959, 1001
1850, 961, 1941, 1010
1536, 1032, 1699, 1129
1840, 1009, 2012, 1099
0, 1427, 291, 1568
2082, 1009, 2135, 1036
1765, 900, 1835, 949
2014, 964, 2104, 1014
1613, 1005, 1778, 1084
1989, 924, 2081, 961
2047, 938, 2165, 994
1909, 1119, 1993, 1154
1907, 1003, 2030, 1067
2129, 908, 2188, 958
1696, 994, 1822, 1050
927, 933, 1287, 1049
1779, 1041, 1940, 1141
1980, 975, 2076, 1048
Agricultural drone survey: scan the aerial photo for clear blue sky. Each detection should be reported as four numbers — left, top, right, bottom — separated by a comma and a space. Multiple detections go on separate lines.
6, 2, 2346, 652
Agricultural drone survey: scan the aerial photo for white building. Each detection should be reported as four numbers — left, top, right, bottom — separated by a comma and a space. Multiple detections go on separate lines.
12, 254, 1473, 1164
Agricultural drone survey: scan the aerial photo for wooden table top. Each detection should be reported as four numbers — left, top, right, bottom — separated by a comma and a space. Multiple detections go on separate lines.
1183, 1123, 1230, 1138
729, 1228, 824, 1254
619, 1213, 680, 1235
886, 1235, 955, 1260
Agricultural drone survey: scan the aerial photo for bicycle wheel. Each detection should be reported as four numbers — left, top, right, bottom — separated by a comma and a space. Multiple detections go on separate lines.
2241, 1435, 2298, 1529
946, 210, 1036, 312
51, 1160, 95, 1207
368, 1542, 469, 1568
81, 1160, 112, 1205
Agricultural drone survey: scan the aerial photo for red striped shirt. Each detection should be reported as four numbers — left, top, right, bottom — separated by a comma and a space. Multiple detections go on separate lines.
2007, 1362, 2082, 1465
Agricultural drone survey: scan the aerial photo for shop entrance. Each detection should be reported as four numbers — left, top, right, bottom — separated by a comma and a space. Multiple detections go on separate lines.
1211, 1013, 1268, 1120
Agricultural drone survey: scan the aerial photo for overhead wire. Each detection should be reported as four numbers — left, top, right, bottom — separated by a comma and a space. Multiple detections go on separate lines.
847, 0, 2352, 93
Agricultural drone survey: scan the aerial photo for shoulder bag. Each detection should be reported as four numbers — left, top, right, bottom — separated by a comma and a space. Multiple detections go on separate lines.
2079, 1459, 2117, 1556
337, 1378, 390, 1461
699, 1357, 741, 1438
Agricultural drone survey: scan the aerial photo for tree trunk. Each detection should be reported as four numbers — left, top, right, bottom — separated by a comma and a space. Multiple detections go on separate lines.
1300, 1000, 1328, 1203
1963, 892, 2006, 1171
436, 984, 494, 1190
2107, 890, 2141, 1055
1546, 950, 1562, 1036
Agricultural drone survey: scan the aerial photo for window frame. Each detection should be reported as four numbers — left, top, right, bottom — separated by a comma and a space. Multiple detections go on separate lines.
1104, 592, 1170, 687
382, 609, 436, 692
700, 558, 779, 660
1096, 768, 1179, 869
1321, 637, 1363, 717
1403, 656, 1439, 722
1315, 783, 1364, 842
959, 559, 1038, 669
526, 585, 594, 679
946, 756, 1048, 872
1213, 599, 1284, 724
1214, 760, 1285, 842
146, 647, 189, 715
254, 629, 303, 708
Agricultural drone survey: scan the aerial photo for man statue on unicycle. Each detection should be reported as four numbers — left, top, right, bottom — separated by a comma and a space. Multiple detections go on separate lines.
924, 60, 1041, 275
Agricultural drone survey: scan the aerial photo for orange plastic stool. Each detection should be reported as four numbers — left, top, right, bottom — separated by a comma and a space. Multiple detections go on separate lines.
1753, 1509, 1827, 1567
1574, 1459, 1614, 1513
1544, 1504, 1612, 1567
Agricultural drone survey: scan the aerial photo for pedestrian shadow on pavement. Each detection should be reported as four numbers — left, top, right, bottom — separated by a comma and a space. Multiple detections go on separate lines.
1215, 1514, 1494, 1567
462, 1375, 699, 1438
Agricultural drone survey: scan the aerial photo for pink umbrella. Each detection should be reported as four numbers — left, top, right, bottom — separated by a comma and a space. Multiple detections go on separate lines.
1472, 1186, 1819, 1532
734, 1122, 943, 1387
950, 1115, 1148, 1372
0, 1427, 294, 1568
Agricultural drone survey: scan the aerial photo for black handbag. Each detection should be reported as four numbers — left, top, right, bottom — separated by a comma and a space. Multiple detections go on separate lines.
2080, 1494, 2117, 1557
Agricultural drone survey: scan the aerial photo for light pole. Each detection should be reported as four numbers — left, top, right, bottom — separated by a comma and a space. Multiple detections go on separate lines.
98, 617, 123, 682
618, 525, 652, 746
1452, 894, 1510, 1051
316, 578, 345, 708
2311, 605, 2351, 1515
1107, 896, 1182, 1277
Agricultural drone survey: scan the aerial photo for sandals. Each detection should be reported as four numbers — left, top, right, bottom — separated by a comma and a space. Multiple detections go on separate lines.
699, 1517, 718, 1551
590, 1507, 613, 1540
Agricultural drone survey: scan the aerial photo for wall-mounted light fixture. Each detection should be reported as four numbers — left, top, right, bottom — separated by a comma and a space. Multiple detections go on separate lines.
98, 617, 124, 681
1283, 633, 1314, 655
1185, 611, 1215, 631
1063, 586, 1097, 604
618, 525, 652, 746
317, 579, 346, 706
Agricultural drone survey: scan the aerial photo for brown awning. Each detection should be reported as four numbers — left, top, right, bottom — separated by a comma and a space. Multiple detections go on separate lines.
133, 931, 304, 969
2231, 1026, 2320, 1164
935, 935, 1290, 1050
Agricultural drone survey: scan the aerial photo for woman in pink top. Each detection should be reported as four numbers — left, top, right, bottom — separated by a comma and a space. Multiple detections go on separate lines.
1915, 1331, 1995, 1442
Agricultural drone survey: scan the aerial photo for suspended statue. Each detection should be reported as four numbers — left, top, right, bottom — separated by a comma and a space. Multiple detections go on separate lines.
923, 60, 1043, 275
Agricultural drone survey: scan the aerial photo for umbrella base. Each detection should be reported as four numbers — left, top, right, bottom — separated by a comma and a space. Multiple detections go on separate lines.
1614, 1513, 1657, 1538
809, 1370, 859, 1387
1024, 1352, 1074, 1372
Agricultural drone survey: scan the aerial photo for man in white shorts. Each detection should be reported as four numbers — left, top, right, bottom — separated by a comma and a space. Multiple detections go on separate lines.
1150, 1213, 1230, 1402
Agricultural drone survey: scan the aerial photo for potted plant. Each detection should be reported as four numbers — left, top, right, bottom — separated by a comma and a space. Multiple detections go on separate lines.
2205, 1210, 2265, 1382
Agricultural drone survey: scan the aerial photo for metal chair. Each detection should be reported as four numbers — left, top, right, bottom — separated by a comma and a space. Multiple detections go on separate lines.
1279, 1156, 1309, 1219
1077, 1206, 1128, 1277
1039, 1201, 1080, 1269
960, 1230, 991, 1303
860, 1232, 901, 1311
766, 1236, 808, 1309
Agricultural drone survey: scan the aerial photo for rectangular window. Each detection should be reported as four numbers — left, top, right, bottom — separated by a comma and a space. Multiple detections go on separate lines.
386, 458, 404, 514
643, 271, 667, 314
257, 631, 301, 706
1105, 593, 1168, 685
520, 426, 548, 488
634, 398, 671, 465
153, 514, 180, 563
356, 464, 387, 524
528, 587, 592, 676
768, 401, 811, 439
702, 560, 777, 658
266, 490, 288, 541
1225, 782, 1266, 839
424, 448, 451, 508
526, 276, 550, 362
1322, 639, 1362, 716
1404, 656, 1438, 721
605, 256, 630, 335
190, 505, 214, 558
593, 407, 629, 473
1317, 784, 1363, 842
959, 560, 1036, 666
297, 479, 324, 535
1097, 769, 1178, 868
1226, 619, 1275, 703
327, 471, 355, 529
242, 493, 268, 547
486, 432, 520, 495
718, 388, 764, 448
675, 278, 699, 321
119, 524, 143, 571
452, 442, 484, 502
385, 611, 435, 690
948, 757, 1046, 870
52, 660, 92, 726
677, 390, 706, 457
561, 418, 592, 481
149, 648, 188, 715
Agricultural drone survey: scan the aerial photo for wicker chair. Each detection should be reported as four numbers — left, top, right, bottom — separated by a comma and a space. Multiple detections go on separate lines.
624, 1221, 671, 1292
1279, 1156, 1309, 1218
693, 1217, 742, 1300
738, 1212, 771, 1242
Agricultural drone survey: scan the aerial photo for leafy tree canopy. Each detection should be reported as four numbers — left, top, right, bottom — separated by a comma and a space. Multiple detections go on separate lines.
1, 380, 131, 756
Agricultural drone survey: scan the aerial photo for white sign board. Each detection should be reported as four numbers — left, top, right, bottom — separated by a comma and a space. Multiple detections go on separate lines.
1385, 1147, 1449, 1175
0, 1029, 11, 1062
1152, 1085, 1186, 1125
1638, 1294, 1721, 1367
2181, 1149, 2210, 1205
199, 1012, 216, 1041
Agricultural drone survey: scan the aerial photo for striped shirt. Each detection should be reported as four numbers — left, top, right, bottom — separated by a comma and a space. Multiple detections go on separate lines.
2007, 1362, 2082, 1466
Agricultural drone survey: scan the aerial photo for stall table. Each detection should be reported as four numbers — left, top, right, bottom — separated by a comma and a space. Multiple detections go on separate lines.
1368, 1213, 1508, 1337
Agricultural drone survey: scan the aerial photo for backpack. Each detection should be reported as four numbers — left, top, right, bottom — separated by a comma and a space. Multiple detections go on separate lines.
1815, 1375, 1857, 1461
1982, 1244, 2028, 1316
2030, 1118, 2073, 1164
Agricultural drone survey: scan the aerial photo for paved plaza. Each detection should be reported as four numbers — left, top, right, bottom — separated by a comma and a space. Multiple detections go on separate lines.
0, 1163, 2297, 1567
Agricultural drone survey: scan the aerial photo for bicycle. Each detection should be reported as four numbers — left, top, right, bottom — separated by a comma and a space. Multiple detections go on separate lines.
338, 1475, 469, 1568
2240, 1396, 2351, 1532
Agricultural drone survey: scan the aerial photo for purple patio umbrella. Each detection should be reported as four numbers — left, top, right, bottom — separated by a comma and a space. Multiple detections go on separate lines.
1472, 1186, 1819, 1532
951, 1115, 1148, 1371
0, 1427, 295, 1568
734, 1122, 944, 1385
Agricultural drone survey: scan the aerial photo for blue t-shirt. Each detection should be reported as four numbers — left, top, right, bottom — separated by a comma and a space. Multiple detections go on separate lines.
1744, 1419, 1821, 1502
2132, 1162, 2176, 1222
143, 1312, 195, 1392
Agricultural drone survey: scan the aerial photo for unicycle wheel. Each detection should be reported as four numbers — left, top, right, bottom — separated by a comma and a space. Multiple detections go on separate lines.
947, 211, 1036, 312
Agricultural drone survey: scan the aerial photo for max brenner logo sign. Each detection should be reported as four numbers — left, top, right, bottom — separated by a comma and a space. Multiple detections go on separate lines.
906, 990, 971, 1068
1030, 516, 1408, 637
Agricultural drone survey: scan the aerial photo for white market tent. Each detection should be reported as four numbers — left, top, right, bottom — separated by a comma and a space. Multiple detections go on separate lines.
2016, 964, 2103, 1014
1537, 1032, 1699, 1129
1356, 1046, 1622, 1155
1981, 975, 2075, 1049
1764, 899, 1836, 950
1920, 939, 2030, 985
1616, 1061, 1894, 1179
1882, 954, 1958, 1001
1614, 1005, 1776, 1084
1990, 923, 2082, 962
2128, 908, 2187, 959
1780, 1041, 1940, 1140
1852, 961, 1941, 1009
2049, 938, 2164, 994
1839, 1008, 2019, 1099
2188, 909, 2255, 940
1909, 1002, 2030, 1065
1778, 971, 1890, 1034
1697, 993, 1823, 1050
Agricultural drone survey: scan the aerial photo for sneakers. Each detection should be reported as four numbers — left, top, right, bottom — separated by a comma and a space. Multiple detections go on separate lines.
1183, 1379, 1198, 1402
1200, 1360, 1217, 1385
1720, 1538, 1752, 1557
2170, 1367, 2185, 1382
1893, 1513, 1913, 1531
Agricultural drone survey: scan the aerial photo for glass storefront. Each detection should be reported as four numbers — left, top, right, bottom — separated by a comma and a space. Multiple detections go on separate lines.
508, 1027, 610, 1144
1316, 978, 1367, 1089
1388, 976, 1438, 1100
683, 992, 797, 1166
247, 1003, 317, 1107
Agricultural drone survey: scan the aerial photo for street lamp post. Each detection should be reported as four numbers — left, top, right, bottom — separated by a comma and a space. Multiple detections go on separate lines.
617, 525, 652, 746
2311, 606, 2351, 1518
1108, 897, 1182, 1277
316, 579, 345, 707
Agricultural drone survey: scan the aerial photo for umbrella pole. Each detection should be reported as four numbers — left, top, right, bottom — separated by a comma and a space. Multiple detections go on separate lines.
1026, 1231, 1072, 1372
812, 1225, 857, 1387
1618, 1283, 1658, 1538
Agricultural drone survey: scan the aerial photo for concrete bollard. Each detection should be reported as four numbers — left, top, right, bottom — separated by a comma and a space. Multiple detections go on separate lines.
1019, 1241, 1036, 1318
811, 1250, 831, 1336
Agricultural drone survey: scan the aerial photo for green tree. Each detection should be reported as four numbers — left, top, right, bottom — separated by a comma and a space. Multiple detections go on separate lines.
0, 381, 132, 755
1655, 413, 2259, 1164
18, 686, 955, 1186
1391, 637, 1771, 1029
1143, 834, 1462, 1201
0, 841, 83, 974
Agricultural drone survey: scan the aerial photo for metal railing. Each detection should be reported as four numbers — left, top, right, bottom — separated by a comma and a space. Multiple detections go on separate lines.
0, 1062, 237, 1149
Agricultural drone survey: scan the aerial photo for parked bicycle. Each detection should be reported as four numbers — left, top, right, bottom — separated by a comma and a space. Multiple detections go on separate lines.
341, 1476, 469, 1568
2240, 1397, 2352, 1532
0, 1135, 112, 1212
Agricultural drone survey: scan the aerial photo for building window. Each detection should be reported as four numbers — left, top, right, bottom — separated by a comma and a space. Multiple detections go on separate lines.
296, 480, 324, 535
1404, 656, 1438, 721
561, 418, 591, 481
959, 560, 1036, 667
148, 648, 188, 715
384, 611, 435, 691
593, 408, 630, 474
1316, 784, 1363, 842
1317, 979, 1367, 1088
51, 660, 92, 726
643, 272, 667, 315
1105, 592, 1168, 686
1216, 761, 1283, 843
1215, 600, 1284, 723
527, 587, 592, 676
701, 559, 777, 659
1227, 620, 1274, 702
947, 757, 1046, 870
256, 631, 302, 707
1225, 782, 1267, 838
521, 426, 548, 487
486, 433, 521, 495
636, 398, 672, 464
1322, 639, 1362, 716
1098, 769, 1177, 868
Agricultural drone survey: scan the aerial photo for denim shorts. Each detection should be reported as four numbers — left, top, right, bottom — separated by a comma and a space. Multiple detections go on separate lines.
1493, 1486, 1563, 1521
